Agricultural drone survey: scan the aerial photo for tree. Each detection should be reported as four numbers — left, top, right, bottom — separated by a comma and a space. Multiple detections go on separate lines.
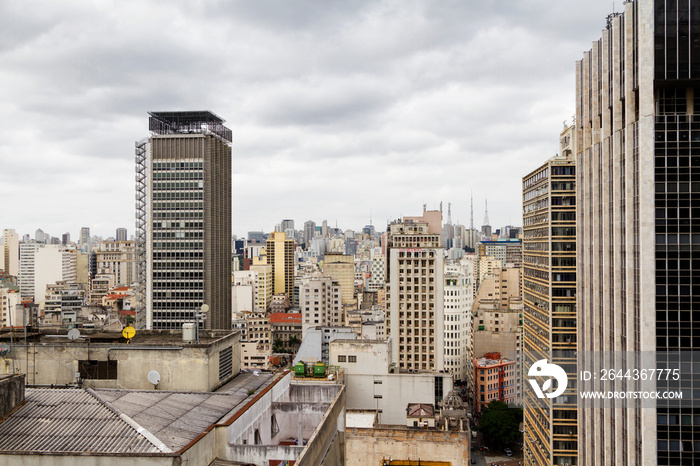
272, 338, 285, 353
476, 401, 523, 451
289, 335, 300, 347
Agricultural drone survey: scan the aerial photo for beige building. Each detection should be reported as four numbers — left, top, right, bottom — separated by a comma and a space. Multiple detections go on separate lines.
522, 145, 577, 466
266, 231, 295, 301
300, 273, 342, 337
2, 329, 241, 391
387, 219, 445, 373
0, 288, 20, 328
1, 229, 19, 277
250, 260, 273, 311
322, 252, 355, 308
94, 240, 135, 287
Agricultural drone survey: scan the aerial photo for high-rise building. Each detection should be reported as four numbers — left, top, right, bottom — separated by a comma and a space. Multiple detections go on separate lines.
2, 229, 19, 277
522, 141, 577, 466
322, 253, 355, 309
281, 219, 294, 234
300, 273, 342, 337
303, 220, 316, 247
79, 227, 90, 245
116, 228, 128, 242
443, 268, 473, 382
575, 1, 700, 463
386, 219, 444, 372
266, 232, 294, 301
18, 243, 77, 304
61, 233, 70, 245
136, 111, 232, 330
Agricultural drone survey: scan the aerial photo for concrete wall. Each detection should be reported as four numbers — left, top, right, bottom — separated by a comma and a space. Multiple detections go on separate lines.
345, 427, 470, 466
296, 384, 346, 466
6, 332, 240, 391
329, 339, 389, 375
342, 373, 452, 426
0, 374, 24, 421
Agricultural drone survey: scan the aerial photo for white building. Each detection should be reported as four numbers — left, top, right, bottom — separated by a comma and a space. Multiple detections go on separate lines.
443, 265, 474, 383
232, 270, 258, 312
19, 243, 77, 304
300, 273, 342, 338
0, 288, 20, 327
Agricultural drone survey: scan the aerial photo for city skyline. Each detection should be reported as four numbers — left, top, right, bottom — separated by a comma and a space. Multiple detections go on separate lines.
0, 1, 615, 238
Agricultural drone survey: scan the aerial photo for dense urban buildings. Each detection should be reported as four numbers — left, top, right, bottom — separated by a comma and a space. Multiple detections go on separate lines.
522, 139, 577, 466
575, 1, 700, 464
136, 111, 232, 330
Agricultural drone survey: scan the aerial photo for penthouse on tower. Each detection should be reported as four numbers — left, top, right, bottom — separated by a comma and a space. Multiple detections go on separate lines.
135, 111, 232, 330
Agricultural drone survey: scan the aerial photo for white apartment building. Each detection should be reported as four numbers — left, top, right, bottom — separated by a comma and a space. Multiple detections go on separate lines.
300, 273, 342, 338
443, 258, 475, 383
0, 288, 20, 327
19, 243, 77, 304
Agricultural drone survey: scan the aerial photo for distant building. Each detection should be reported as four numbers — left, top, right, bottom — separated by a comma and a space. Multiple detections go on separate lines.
266, 232, 294, 302
115, 228, 127, 241
1, 229, 19, 277
18, 243, 77, 304
300, 274, 342, 337
322, 253, 355, 308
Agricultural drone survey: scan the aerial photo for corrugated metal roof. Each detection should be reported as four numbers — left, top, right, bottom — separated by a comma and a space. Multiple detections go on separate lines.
0, 389, 159, 454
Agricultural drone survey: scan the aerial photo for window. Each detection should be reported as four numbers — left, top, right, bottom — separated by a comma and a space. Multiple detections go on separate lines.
78, 360, 118, 380
338, 355, 347, 362
348, 355, 357, 363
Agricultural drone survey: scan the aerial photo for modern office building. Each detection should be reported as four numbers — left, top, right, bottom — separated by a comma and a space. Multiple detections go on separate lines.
386, 219, 444, 372
576, 1, 700, 464
135, 111, 232, 330
266, 232, 294, 302
522, 137, 577, 466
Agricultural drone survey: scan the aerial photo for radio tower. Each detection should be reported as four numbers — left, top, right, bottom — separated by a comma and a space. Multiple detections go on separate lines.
470, 192, 474, 230
483, 198, 490, 226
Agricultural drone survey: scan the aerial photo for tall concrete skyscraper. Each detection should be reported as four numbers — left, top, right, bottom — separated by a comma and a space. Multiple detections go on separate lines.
135, 111, 232, 330
576, 1, 700, 464
303, 220, 316, 248
2, 229, 19, 277
522, 130, 577, 466
386, 218, 444, 372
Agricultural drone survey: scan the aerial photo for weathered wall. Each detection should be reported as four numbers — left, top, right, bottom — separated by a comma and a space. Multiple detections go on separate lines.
0, 374, 24, 421
0, 454, 178, 466
296, 385, 345, 466
345, 427, 470, 466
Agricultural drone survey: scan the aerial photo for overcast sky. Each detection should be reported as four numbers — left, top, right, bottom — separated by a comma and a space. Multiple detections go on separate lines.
0, 1, 617, 240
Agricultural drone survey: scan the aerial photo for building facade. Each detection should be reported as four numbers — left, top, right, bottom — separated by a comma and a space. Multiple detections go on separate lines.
266, 232, 294, 302
522, 145, 577, 466
136, 111, 232, 330
575, 1, 700, 464
386, 219, 445, 372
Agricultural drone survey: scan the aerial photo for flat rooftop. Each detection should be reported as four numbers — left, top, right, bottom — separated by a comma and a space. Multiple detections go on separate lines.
0, 329, 240, 346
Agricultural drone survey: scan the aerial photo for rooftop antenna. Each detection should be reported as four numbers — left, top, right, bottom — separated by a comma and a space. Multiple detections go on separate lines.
148, 370, 161, 389
470, 192, 474, 230
67, 329, 81, 341
483, 199, 490, 226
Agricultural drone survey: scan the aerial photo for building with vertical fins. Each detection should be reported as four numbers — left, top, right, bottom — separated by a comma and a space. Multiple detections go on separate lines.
522, 127, 577, 466
135, 111, 232, 330
576, 1, 700, 464
266, 231, 295, 302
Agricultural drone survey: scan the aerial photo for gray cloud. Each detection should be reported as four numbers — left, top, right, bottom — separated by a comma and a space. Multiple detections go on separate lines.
0, 0, 614, 239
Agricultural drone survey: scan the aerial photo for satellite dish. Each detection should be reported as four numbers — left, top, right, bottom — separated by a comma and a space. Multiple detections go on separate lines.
148, 370, 161, 387
253, 370, 260, 377
200, 304, 210, 313
67, 329, 81, 341
122, 326, 136, 340
0, 344, 9, 357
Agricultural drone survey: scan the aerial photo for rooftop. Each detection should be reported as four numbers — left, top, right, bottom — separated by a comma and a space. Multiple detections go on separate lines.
0, 371, 276, 455
0, 329, 240, 346
148, 111, 232, 143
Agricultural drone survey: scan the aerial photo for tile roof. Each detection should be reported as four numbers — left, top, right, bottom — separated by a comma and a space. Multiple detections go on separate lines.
406, 403, 435, 417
